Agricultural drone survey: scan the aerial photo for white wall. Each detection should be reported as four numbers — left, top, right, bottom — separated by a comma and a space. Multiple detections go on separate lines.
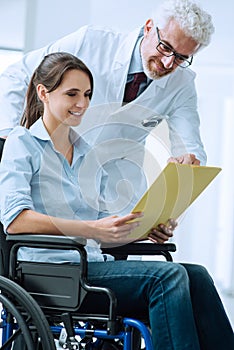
1, 0, 234, 293
24, 0, 91, 52
24, 0, 162, 51
0, 0, 26, 50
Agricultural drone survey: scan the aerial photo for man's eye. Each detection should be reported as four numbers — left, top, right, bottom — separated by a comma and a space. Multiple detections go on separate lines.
160, 43, 172, 53
175, 55, 186, 63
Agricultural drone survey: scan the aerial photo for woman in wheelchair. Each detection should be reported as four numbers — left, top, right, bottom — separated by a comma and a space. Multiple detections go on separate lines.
0, 52, 233, 350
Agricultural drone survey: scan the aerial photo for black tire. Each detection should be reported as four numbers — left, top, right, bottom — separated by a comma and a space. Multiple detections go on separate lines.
0, 293, 35, 349
0, 276, 56, 350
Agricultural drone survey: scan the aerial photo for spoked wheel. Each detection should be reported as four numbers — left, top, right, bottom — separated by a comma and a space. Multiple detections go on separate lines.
0, 276, 56, 350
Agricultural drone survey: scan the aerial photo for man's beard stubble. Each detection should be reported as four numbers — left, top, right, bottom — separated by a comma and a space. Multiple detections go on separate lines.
142, 56, 173, 80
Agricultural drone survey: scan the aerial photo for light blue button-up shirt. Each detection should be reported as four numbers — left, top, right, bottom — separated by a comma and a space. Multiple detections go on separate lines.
0, 118, 113, 263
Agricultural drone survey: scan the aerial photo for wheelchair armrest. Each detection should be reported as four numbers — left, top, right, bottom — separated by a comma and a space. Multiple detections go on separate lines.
102, 241, 176, 261
102, 242, 176, 255
6, 233, 86, 247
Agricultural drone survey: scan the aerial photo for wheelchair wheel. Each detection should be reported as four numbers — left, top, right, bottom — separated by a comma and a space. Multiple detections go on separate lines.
0, 276, 56, 350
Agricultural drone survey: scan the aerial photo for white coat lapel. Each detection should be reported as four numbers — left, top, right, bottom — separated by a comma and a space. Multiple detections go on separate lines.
107, 27, 141, 103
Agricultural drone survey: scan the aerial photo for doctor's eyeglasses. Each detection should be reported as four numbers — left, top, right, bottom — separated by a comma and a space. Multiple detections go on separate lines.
156, 27, 193, 68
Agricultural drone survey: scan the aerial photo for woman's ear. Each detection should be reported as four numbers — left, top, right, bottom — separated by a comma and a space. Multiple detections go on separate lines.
144, 19, 154, 36
37, 84, 48, 102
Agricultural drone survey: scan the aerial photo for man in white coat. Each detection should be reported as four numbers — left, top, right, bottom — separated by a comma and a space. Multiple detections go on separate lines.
0, 0, 214, 215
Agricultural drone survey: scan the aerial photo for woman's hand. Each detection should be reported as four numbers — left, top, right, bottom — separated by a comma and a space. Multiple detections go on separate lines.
87, 212, 143, 244
147, 218, 177, 244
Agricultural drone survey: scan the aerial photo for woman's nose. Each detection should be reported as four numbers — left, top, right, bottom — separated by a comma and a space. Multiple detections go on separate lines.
75, 97, 88, 108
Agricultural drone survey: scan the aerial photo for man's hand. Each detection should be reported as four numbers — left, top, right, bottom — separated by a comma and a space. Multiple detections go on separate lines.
167, 153, 200, 165
147, 219, 177, 244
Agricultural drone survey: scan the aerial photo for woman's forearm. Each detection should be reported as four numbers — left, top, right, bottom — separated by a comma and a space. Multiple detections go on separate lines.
7, 209, 143, 244
7, 209, 93, 238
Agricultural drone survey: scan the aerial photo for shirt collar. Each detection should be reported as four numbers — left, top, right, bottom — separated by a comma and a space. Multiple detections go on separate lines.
30, 117, 50, 140
29, 117, 90, 157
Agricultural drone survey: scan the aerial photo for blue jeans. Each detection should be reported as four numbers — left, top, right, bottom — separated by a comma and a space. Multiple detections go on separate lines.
78, 260, 234, 350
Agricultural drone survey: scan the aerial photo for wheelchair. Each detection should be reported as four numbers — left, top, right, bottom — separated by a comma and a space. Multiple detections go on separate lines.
0, 137, 176, 350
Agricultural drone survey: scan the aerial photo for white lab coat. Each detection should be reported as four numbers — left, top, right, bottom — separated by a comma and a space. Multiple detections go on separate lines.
0, 25, 206, 215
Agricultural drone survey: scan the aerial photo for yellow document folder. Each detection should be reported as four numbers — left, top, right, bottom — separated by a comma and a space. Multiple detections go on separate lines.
130, 163, 221, 239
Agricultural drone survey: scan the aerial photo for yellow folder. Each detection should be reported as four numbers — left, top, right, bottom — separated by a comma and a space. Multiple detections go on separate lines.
130, 163, 221, 240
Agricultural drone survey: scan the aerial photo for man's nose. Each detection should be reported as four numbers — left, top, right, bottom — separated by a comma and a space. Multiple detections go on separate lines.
161, 55, 175, 69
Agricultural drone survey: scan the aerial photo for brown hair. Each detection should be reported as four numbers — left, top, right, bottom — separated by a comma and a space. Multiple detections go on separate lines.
21, 52, 94, 129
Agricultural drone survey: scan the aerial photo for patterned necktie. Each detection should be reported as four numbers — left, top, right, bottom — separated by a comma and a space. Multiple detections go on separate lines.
123, 72, 147, 103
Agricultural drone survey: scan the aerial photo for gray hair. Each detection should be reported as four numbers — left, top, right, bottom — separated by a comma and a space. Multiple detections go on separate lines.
153, 0, 214, 50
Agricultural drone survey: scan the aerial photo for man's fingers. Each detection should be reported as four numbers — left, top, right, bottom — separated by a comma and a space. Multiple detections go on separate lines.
168, 153, 200, 165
